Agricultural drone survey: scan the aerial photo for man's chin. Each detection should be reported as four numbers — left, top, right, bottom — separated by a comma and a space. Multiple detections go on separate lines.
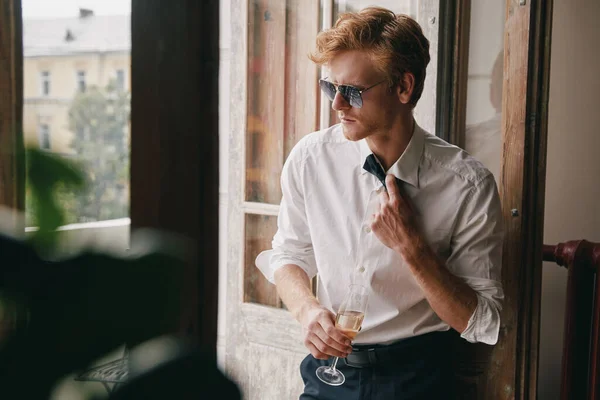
342, 127, 366, 142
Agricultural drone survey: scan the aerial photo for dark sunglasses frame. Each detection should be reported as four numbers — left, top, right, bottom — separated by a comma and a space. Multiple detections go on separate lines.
319, 78, 386, 108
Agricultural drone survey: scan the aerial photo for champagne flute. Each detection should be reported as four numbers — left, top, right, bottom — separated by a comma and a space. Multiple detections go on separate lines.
316, 284, 368, 386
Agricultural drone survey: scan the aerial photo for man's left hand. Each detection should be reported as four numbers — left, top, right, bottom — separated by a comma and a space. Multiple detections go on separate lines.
370, 174, 426, 263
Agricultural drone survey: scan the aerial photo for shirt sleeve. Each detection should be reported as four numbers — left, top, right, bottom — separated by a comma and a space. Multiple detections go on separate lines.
446, 174, 504, 345
255, 140, 317, 284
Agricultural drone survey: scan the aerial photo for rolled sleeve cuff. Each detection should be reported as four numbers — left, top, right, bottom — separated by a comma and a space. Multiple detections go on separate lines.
255, 249, 317, 284
460, 292, 502, 345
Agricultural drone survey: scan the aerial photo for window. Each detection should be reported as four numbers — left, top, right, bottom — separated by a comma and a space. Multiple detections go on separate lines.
39, 124, 50, 150
76, 70, 86, 93
22, 8, 131, 229
116, 69, 125, 90
40, 71, 50, 96
243, 0, 321, 307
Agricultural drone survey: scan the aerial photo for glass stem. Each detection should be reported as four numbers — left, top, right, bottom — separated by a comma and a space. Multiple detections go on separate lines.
329, 357, 340, 372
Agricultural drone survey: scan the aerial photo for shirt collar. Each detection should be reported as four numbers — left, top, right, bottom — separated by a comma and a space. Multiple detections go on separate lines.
358, 121, 424, 189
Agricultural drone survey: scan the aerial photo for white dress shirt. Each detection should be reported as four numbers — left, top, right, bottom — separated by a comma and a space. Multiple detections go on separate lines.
255, 123, 504, 345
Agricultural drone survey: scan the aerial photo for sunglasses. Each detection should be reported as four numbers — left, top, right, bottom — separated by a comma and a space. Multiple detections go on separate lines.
319, 78, 386, 108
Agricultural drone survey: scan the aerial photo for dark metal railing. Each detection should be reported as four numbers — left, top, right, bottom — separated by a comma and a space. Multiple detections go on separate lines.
543, 240, 600, 400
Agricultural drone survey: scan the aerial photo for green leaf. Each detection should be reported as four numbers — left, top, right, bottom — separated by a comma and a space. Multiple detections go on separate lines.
26, 147, 86, 251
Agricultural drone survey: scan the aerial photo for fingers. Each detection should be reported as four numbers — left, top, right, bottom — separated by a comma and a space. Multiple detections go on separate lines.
305, 342, 329, 360
385, 174, 399, 202
383, 175, 415, 213
379, 189, 389, 208
305, 330, 351, 359
318, 322, 353, 352
303, 312, 353, 359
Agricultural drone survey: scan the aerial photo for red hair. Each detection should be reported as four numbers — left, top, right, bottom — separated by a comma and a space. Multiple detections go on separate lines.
310, 7, 430, 106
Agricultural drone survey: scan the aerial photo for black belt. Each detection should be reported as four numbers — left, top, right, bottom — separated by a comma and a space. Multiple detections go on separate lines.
344, 330, 450, 368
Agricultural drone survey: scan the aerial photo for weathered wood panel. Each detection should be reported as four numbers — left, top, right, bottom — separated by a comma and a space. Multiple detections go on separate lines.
241, 342, 305, 399
284, 0, 320, 157
225, 0, 249, 388
482, 0, 553, 398
241, 303, 306, 352
226, 1, 319, 398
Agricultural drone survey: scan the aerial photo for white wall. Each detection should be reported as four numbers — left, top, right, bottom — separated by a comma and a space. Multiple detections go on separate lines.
465, 0, 504, 126
463, 0, 504, 183
539, 0, 600, 398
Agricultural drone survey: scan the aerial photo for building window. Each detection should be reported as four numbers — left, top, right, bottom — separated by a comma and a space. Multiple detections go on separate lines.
116, 69, 125, 90
41, 71, 50, 96
77, 70, 86, 93
39, 124, 51, 150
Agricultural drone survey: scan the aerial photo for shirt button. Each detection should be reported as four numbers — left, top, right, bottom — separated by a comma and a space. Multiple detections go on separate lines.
363, 226, 372, 233
357, 266, 365, 273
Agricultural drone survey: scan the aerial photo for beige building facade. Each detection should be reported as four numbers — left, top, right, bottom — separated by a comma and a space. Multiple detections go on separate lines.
23, 12, 130, 154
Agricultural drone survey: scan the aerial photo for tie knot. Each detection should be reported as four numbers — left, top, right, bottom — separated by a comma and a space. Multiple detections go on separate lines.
363, 154, 387, 187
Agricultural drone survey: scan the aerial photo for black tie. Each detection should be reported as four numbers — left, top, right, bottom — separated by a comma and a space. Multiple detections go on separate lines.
363, 154, 397, 190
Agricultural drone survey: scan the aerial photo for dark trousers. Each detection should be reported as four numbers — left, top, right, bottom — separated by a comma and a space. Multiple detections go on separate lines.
299, 331, 455, 400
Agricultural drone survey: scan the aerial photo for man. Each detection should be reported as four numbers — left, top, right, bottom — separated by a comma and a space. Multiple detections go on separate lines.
256, 7, 503, 400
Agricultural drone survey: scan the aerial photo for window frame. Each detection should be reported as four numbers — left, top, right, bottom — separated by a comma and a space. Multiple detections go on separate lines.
40, 70, 50, 96
76, 70, 86, 93
38, 123, 50, 150
116, 69, 125, 90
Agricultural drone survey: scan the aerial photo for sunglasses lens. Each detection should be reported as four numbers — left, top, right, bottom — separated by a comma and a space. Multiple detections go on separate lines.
319, 80, 336, 101
319, 80, 364, 108
339, 85, 363, 108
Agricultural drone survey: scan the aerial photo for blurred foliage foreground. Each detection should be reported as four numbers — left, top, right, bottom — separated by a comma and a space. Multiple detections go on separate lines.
0, 149, 240, 399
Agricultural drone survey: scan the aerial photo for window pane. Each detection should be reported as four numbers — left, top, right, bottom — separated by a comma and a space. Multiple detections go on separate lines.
77, 71, 87, 93
116, 69, 125, 90
334, 0, 417, 14
245, 0, 320, 204
23, 6, 131, 226
40, 71, 50, 96
464, 2, 505, 183
39, 124, 50, 150
244, 214, 281, 307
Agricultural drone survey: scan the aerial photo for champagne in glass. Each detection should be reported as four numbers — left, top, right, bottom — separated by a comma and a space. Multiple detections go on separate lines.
335, 310, 365, 340
316, 284, 368, 386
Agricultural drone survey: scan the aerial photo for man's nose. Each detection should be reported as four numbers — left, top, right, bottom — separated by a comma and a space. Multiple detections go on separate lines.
331, 91, 351, 111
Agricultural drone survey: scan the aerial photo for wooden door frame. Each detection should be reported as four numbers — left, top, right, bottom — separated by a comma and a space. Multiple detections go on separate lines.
435, 0, 470, 145
224, 0, 308, 390
439, 0, 554, 398
0, 0, 25, 233
502, 1, 554, 398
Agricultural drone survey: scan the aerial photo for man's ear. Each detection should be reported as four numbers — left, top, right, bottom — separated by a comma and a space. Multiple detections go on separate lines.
396, 73, 415, 105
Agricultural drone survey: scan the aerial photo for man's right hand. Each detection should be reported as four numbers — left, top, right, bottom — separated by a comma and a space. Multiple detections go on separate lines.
273, 265, 353, 360
299, 305, 353, 360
